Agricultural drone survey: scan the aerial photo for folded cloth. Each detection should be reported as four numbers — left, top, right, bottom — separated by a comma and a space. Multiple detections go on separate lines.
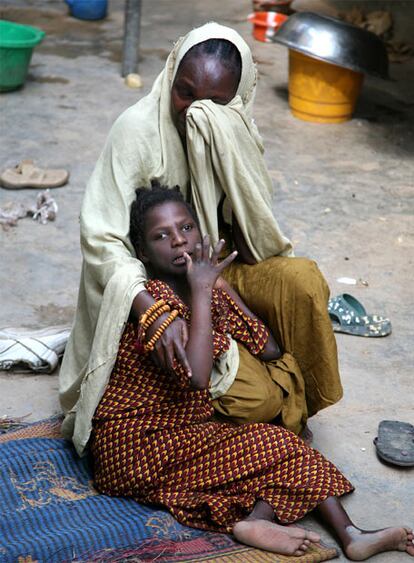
0, 326, 71, 373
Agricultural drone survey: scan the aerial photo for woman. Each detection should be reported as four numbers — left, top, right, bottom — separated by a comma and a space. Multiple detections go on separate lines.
59, 22, 342, 457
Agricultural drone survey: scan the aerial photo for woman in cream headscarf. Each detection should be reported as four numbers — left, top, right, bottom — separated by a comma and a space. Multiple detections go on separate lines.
59, 22, 342, 457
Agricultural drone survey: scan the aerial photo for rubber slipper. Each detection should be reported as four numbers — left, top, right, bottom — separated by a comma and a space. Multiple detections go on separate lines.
374, 420, 414, 467
0, 160, 69, 189
328, 293, 392, 337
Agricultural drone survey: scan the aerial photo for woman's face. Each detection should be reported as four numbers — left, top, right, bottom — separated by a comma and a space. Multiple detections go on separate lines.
171, 54, 240, 138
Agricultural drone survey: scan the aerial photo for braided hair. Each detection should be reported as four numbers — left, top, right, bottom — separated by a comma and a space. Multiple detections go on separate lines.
180, 39, 242, 84
129, 179, 199, 256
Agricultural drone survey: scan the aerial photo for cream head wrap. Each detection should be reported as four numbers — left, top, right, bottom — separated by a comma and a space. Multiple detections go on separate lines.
171, 22, 257, 115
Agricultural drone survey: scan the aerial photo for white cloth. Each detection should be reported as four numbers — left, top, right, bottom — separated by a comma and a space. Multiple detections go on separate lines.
209, 336, 240, 400
0, 326, 70, 373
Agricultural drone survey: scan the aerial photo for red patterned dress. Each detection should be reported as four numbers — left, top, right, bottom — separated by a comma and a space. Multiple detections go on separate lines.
92, 280, 353, 532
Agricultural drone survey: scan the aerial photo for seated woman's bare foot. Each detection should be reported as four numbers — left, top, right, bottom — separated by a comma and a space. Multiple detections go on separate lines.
344, 525, 414, 561
233, 519, 320, 556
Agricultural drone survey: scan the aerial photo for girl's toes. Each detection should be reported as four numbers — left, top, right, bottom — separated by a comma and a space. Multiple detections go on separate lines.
307, 531, 321, 543
406, 539, 414, 556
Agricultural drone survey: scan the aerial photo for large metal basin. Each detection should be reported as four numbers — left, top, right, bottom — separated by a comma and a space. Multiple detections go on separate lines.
273, 11, 389, 79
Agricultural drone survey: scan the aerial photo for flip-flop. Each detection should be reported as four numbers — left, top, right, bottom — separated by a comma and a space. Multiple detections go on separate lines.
374, 420, 414, 467
328, 293, 392, 337
0, 160, 69, 189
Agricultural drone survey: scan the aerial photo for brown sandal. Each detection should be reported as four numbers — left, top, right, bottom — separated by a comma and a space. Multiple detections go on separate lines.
0, 160, 69, 189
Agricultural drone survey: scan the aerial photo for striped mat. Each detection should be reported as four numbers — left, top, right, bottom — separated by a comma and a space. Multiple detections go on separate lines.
0, 418, 338, 562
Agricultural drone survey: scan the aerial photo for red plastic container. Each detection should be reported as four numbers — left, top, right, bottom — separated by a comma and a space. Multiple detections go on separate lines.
248, 12, 289, 43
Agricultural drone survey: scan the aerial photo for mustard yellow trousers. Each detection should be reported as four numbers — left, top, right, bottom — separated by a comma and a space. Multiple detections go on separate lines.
213, 257, 343, 435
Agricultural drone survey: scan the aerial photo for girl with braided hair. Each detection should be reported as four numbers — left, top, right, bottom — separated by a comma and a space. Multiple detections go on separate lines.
91, 182, 414, 560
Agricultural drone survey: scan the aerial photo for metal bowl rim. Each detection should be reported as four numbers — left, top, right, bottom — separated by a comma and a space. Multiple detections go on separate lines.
272, 11, 390, 80
272, 38, 390, 79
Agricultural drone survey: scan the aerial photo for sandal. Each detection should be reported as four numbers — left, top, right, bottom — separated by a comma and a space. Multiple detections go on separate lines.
328, 293, 392, 337
0, 160, 69, 189
374, 420, 414, 467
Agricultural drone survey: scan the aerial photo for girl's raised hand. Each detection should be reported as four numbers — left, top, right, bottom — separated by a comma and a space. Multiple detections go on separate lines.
184, 235, 237, 290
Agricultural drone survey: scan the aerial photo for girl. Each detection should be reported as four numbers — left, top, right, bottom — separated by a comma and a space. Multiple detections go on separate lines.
91, 183, 414, 560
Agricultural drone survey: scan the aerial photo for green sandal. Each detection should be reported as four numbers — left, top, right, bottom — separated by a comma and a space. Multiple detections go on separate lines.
328, 294, 392, 337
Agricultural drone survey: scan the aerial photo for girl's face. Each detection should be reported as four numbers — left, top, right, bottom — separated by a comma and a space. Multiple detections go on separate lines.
171, 54, 239, 138
139, 201, 201, 276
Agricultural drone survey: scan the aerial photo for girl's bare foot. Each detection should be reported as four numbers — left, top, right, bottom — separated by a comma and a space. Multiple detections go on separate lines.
344, 525, 414, 561
233, 519, 320, 556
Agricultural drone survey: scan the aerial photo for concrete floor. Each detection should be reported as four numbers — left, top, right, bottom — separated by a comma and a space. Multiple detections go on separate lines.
1, 0, 413, 561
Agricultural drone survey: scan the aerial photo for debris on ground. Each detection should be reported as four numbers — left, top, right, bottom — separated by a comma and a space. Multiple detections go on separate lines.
0, 190, 58, 229
31, 189, 58, 224
124, 73, 143, 88
0, 414, 31, 434
336, 277, 369, 287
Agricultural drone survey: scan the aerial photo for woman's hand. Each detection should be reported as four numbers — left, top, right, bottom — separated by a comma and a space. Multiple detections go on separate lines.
184, 235, 237, 292
132, 290, 191, 376
147, 315, 192, 377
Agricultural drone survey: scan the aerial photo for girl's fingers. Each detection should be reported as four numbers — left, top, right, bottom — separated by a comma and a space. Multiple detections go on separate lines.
211, 239, 225, 265
217, 250, 238, 271
174, 339, 192, 378
152, 342, 166, 370
201, 235, 210, 261
194, 242, 202, 263
151, 319, 189, 375
180, 319, 189, 347
161, 336, 176, 372
192, 236, 236, 271
183, 251, 192, 270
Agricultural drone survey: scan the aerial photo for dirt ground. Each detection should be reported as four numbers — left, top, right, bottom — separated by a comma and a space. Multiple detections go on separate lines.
1, 0, 413, 561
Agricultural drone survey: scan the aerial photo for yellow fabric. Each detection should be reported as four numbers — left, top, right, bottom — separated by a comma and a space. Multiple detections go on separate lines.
213, 345, 307, 435
59, 22, 292, 456
221, 256, 343, 422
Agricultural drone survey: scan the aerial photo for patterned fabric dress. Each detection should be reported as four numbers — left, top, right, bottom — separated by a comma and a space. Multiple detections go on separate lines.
92, 280, 353, 533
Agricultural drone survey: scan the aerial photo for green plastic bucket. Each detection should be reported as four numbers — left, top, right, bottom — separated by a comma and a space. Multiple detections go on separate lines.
0, 20, 45, 92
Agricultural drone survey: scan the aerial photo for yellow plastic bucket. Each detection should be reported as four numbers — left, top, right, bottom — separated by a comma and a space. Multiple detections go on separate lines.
288, 50, 364, 123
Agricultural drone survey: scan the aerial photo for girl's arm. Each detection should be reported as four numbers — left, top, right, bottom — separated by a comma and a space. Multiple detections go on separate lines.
184, 237, 237, 389
215, 276, 282, 361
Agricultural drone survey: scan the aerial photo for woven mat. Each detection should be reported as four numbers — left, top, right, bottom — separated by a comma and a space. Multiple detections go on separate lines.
0, 418, 338, 563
